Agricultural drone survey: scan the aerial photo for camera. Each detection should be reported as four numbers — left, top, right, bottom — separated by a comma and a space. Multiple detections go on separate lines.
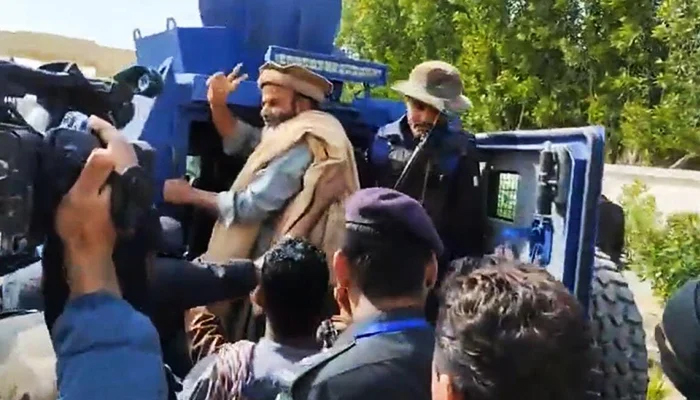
43, 111, 156, 236
0, 60, 163, 274
0, 106, 44, 261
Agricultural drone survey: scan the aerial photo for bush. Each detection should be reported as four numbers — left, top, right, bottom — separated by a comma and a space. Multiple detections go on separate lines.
619, 180, 700, 301
647, 363, 670, 400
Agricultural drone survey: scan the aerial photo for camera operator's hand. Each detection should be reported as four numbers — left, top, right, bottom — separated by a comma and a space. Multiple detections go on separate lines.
56, 149, 120, 298
88, 115, 138, 173
56, 116, 140, 298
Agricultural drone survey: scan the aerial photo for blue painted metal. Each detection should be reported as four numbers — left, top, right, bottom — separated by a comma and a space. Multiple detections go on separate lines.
198, 0, 341, 56
475, 126, 605, 309
264, 46, 388, 86
529, 218, 553, 266
129, 0, 400, 204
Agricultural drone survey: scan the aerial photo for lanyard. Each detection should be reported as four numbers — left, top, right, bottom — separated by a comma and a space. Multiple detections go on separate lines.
354, 318, 431, 340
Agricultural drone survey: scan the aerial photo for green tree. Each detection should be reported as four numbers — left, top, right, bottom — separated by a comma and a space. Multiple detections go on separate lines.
634, 0, 700, 167
620, 181, 700, 300
577, 0, 665, 162
338, 0, 463, 99
449, 0, 586, 131
337, 0, 700, 167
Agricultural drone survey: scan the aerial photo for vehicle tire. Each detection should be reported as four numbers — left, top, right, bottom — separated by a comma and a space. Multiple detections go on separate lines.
588, 251, 649, 399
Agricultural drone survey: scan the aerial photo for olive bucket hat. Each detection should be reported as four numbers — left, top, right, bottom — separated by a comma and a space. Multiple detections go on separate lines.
391, 61, 472, 115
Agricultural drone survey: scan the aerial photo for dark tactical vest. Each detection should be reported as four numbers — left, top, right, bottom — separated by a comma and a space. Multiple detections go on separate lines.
368, 116, 487, 261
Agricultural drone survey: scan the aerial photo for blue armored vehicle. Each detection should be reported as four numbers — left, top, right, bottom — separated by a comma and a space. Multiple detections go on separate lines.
130, 1, 648, 397
0, 0, 647, 398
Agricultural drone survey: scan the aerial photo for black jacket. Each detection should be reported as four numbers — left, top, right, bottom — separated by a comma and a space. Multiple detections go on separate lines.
287, 307, 434, 400
368, 116, 487, 261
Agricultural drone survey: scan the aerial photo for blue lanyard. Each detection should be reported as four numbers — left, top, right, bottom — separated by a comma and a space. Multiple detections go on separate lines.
354, 318, 431, 340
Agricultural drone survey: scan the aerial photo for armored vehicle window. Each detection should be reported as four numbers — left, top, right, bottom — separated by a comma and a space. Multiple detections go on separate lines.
488, 171, 520, 222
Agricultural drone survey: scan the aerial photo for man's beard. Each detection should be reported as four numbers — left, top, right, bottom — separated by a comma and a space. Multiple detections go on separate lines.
263, 110, 297, 128
410, 123, 433, 138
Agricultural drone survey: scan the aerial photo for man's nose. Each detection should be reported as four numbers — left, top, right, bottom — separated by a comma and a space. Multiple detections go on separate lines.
409, 111, 424, 125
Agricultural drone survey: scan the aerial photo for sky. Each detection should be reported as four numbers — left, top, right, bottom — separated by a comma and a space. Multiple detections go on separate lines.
0, 0, 203, 50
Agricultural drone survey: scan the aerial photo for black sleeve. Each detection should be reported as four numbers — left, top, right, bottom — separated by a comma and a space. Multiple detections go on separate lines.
444, 151, 487, 259
148, 257, 257, 311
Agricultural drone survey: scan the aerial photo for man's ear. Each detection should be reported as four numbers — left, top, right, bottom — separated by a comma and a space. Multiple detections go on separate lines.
333, 249, 351, 288
251, 285, 265, 309
433, 367, 464, 400
446, 375, 464, 400
426, 253, 438, 290
432, 111, 442, 127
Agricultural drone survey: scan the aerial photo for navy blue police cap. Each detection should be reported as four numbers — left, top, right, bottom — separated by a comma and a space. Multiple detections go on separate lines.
345, 187, 444, 256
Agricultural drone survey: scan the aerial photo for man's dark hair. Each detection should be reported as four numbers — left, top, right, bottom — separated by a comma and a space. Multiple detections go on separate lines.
435, 258, 595, 400
261, 236, 329, 338
341, 227, 433, 301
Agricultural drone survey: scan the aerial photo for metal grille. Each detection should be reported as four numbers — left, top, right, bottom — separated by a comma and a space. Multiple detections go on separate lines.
494, 172, 519, 221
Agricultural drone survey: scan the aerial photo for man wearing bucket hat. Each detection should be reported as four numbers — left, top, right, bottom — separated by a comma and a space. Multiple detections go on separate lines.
164, 62, 360, 350
367, 61, 487, 323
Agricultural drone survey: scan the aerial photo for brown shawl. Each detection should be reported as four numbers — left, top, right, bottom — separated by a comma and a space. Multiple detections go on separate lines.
203, 109, 359, 271
186, 110, 359, 357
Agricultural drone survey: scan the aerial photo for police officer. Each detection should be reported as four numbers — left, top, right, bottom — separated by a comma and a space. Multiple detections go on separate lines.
367, 61, 486, 322
273, 187, 440, 400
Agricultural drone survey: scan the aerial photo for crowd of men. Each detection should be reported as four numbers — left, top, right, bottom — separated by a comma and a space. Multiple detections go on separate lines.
1, 58, 699, 400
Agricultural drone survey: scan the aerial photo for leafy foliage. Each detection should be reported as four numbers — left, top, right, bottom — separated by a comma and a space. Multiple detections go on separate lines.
619, 180, 700, 300
647, 363, 670, 400
338, 0, 700, 166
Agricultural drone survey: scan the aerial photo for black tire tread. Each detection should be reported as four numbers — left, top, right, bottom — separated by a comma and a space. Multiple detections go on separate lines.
589, 252, 649, 400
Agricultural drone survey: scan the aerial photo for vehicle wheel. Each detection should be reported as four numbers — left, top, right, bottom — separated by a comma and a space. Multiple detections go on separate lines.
588, 251, 649, 399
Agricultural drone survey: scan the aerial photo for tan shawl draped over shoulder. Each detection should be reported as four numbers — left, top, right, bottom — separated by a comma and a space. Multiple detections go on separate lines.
203, 109, 360, 277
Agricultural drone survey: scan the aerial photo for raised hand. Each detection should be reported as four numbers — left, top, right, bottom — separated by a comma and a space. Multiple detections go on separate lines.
56, 147, 120, 297
206, 63, 249, 106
